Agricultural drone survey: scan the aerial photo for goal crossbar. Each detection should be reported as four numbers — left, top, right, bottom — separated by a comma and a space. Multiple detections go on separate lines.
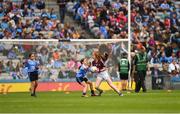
0, 39, 129, 45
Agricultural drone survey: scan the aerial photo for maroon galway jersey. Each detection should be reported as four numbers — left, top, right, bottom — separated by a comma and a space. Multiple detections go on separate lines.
92, 54, 108, 71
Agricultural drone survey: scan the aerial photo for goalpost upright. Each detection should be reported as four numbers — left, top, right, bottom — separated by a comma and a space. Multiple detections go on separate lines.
128, 0, 132, 90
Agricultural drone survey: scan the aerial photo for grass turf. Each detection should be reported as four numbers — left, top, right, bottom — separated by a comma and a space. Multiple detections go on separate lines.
0, 90, 180, 113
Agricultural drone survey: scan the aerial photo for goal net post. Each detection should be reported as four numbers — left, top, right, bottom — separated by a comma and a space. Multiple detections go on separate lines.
0, 39, 130, 84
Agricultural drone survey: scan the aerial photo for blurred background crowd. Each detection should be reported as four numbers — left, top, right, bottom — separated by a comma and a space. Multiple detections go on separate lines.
131, 0, 180, 84
0, 0, 128, 39
0, 0, 84, 39
66, 0, 128, 39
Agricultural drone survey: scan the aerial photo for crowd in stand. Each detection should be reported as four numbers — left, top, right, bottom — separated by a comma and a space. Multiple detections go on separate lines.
0, 0, 128, 40
67, 0, 128, 39
0, 0, 83, 39
131, 0, 180, 81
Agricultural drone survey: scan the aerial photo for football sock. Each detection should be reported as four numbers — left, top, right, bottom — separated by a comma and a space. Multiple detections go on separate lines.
91, 90, 95, 95
82, 92, 86, 95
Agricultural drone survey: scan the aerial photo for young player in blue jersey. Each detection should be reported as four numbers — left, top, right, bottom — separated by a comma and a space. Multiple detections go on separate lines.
76, 58, 96, 97
25, 53, 39, 97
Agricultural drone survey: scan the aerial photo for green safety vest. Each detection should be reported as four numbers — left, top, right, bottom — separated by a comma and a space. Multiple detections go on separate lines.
119, 58, 129, 74
136, 53, 147, 71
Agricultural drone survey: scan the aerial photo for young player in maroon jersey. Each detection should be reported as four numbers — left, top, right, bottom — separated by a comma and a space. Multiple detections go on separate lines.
92, 51, 123, 96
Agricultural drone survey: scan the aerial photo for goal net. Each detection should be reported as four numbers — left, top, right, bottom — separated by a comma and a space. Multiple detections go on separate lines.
0, 39, 129, 82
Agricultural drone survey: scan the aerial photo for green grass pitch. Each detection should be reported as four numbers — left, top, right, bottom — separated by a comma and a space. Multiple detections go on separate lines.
0, 90, 180, 113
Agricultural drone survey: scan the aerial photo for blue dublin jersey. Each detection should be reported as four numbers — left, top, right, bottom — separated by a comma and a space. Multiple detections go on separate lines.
76, 65, 89, 78
26, 59, 39, 73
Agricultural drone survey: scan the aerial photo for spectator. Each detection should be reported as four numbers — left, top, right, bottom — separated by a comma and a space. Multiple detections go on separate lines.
170, 13, 179, 33
99, 20, 108, 39
0, 60, 4, 75
148, 34, 156, 48
5, 60, 15, 73
52, 50, 60, 61
57, 0, 67, 24
160, 0, 170, 11
168, 52, 177, 63
8, 49, 17, 59
160, 52, 168, 63
39, 50, 49, 65
36, 0, 45, 10
168, 59, 180, 80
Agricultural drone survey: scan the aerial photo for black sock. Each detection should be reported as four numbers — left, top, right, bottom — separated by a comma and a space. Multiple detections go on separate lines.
91, 90, 95, 94
82, 93, 86, 95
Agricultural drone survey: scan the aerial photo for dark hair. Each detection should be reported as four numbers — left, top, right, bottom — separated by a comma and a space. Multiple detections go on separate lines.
29, 53, 35, 58
80, 58, 85, 64
122, 53, 127, 58
78, 58, 85, 69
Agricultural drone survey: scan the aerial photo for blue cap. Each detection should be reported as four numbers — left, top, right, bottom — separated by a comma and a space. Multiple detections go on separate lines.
51, 14, 57, 19
17, 28, 22, 33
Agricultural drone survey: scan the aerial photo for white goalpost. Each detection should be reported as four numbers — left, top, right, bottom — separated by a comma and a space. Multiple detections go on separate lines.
128, 0, 132, 90
0, 39, 128, 45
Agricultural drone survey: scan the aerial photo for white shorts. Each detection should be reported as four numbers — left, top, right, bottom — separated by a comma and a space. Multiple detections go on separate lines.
96, 70, 111, 80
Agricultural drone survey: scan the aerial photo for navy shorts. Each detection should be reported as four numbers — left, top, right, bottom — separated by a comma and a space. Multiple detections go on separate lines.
29, 71, 38, 82
76, 77, 88, 85
120, 73, 128, 80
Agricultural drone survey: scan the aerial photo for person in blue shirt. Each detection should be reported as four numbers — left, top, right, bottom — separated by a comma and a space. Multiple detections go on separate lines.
168, 52, 177, 63
160, 52, 168, 63
76, 58, 96, 97
25, 53, 39, 97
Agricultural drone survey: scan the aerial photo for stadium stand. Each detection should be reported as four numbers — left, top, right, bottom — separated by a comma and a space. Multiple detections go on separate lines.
0, 0, 127, 39
0, 0, 83, 39
131, 0, 180, 89
66, 0, 128, 39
